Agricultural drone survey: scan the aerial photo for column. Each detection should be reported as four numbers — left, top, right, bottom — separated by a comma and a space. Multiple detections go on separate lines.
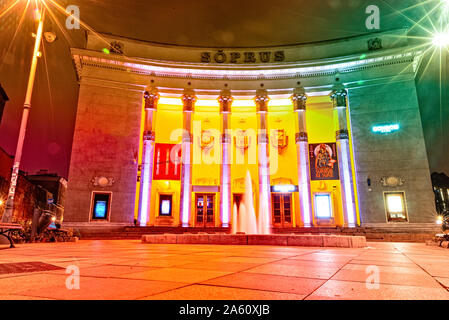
331, 84, 357, 227
180, 89, 196, 227
218, 90, 233, 227
255, 89, 272, 234
138, 88, 159, 226
291, 86, 313, 227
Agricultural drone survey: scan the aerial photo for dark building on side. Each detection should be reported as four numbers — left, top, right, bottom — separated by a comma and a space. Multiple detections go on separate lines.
0, 148, 67, 223
431, 172, 449, 217
0, 84, 8, 125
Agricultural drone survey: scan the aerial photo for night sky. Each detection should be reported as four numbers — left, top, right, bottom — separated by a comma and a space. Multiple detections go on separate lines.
0, 0, 447, 178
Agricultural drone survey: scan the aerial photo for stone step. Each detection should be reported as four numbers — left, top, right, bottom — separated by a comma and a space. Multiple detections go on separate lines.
76, 226, 438, 243
141, 234, 367, 248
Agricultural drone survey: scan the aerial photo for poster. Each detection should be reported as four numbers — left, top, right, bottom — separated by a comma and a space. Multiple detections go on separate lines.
153, 143, 182, 180
309, 143, 339, 181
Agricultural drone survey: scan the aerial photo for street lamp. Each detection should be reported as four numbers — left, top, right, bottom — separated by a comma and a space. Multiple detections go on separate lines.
433, 31, 449, 47
1, 4, 46, 223
443, 0, 449, 9
434, 0, 449, 48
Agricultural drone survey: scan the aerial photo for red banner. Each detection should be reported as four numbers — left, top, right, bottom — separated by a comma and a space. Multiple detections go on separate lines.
153, 143, 182, 181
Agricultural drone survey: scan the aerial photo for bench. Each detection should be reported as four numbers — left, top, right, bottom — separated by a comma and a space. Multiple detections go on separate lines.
0, 223, 23, 248
436, 233, 449, 247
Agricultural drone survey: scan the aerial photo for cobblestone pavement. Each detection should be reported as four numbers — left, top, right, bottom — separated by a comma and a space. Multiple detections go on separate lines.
0, 240, 448, 300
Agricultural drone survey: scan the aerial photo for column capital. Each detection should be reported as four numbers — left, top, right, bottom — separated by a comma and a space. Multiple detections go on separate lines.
143, 87, 160, 110
222, 133, 232, 144
336, 129, 350, 140
255, 89, 269, 113
291, 86, 308, 111
182, 88, 197, 112
330, 84, 348, 109
258, 133, 269, 144
296, 132, 308, 143
218, 89, 233, 113
143, 130, 155, 142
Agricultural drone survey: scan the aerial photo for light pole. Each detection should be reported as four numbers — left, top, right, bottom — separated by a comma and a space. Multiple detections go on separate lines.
1, 6, 45, 223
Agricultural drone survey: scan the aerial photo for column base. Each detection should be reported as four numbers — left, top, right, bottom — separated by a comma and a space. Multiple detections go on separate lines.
303, 223, 312, 228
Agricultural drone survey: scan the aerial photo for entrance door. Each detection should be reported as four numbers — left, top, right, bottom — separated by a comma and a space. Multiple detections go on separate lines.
272, 194, 293, 228
195, 194, 215, 227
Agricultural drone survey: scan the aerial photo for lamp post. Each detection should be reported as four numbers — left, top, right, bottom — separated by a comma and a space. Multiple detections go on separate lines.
1, 6, 45, 223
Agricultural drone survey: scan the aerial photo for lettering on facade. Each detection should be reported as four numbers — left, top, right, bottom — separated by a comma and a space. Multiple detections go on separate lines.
201, 50, 285, 64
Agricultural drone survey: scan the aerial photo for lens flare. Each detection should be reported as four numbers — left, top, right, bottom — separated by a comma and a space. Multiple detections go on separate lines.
432, 31, 449, 47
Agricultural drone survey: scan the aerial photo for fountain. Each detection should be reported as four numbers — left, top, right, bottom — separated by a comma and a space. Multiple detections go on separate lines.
258, 194, 271, 235
142, 174, 366, 248
232, 170, 270, 235
238, 202, 246, 233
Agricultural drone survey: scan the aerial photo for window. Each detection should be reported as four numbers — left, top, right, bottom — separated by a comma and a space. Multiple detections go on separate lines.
314, 193, 333, 219
384, 192, 408, 222
159, 195, 173, 216
92, 193, 111, 220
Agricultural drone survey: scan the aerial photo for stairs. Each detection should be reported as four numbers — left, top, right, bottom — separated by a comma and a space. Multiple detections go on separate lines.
79, 226, 231, 240
77, 225, 440, 242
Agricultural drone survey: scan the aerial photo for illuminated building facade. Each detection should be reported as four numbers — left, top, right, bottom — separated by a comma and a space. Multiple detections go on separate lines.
64, 29, 437, 231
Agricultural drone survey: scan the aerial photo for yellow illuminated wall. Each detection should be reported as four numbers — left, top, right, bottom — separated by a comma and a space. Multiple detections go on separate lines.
134, 96, 360, 228
307, 97, 344, 227
191, 105, 221, 227
153, 104, 183, 226
268, 105, 300, 227
135, 103, 183, 226
230, 104, 259, 227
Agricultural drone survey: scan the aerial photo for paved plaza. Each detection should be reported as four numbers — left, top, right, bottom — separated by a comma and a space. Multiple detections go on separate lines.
1, 240, 449, 300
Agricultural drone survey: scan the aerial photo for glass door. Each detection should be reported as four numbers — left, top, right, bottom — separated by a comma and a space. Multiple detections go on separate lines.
271, 194, 293, 228
195, 194, 215, 227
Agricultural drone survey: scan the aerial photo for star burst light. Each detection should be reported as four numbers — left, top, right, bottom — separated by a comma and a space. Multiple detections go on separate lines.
380, 0, 448, 144
433, 30, 449, 47
0, 0, 115, 69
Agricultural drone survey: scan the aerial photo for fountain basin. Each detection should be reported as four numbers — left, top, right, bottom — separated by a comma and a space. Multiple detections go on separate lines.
141, 234, 366, 248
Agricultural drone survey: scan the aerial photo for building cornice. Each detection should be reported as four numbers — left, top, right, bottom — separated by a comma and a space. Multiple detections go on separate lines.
71, 29, 426, 95
79, 72, 416, 98
73, 46, 421, 79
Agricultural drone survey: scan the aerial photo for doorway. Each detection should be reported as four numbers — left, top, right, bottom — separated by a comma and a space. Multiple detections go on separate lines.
271, 194, 293, 228
195, 194, 215, 227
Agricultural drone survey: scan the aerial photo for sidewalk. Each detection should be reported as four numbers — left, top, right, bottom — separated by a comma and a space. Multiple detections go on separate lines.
0, 240, 448, 300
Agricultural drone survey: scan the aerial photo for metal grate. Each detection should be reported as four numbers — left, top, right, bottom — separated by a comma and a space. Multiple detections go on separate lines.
0, 262, 64, 275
